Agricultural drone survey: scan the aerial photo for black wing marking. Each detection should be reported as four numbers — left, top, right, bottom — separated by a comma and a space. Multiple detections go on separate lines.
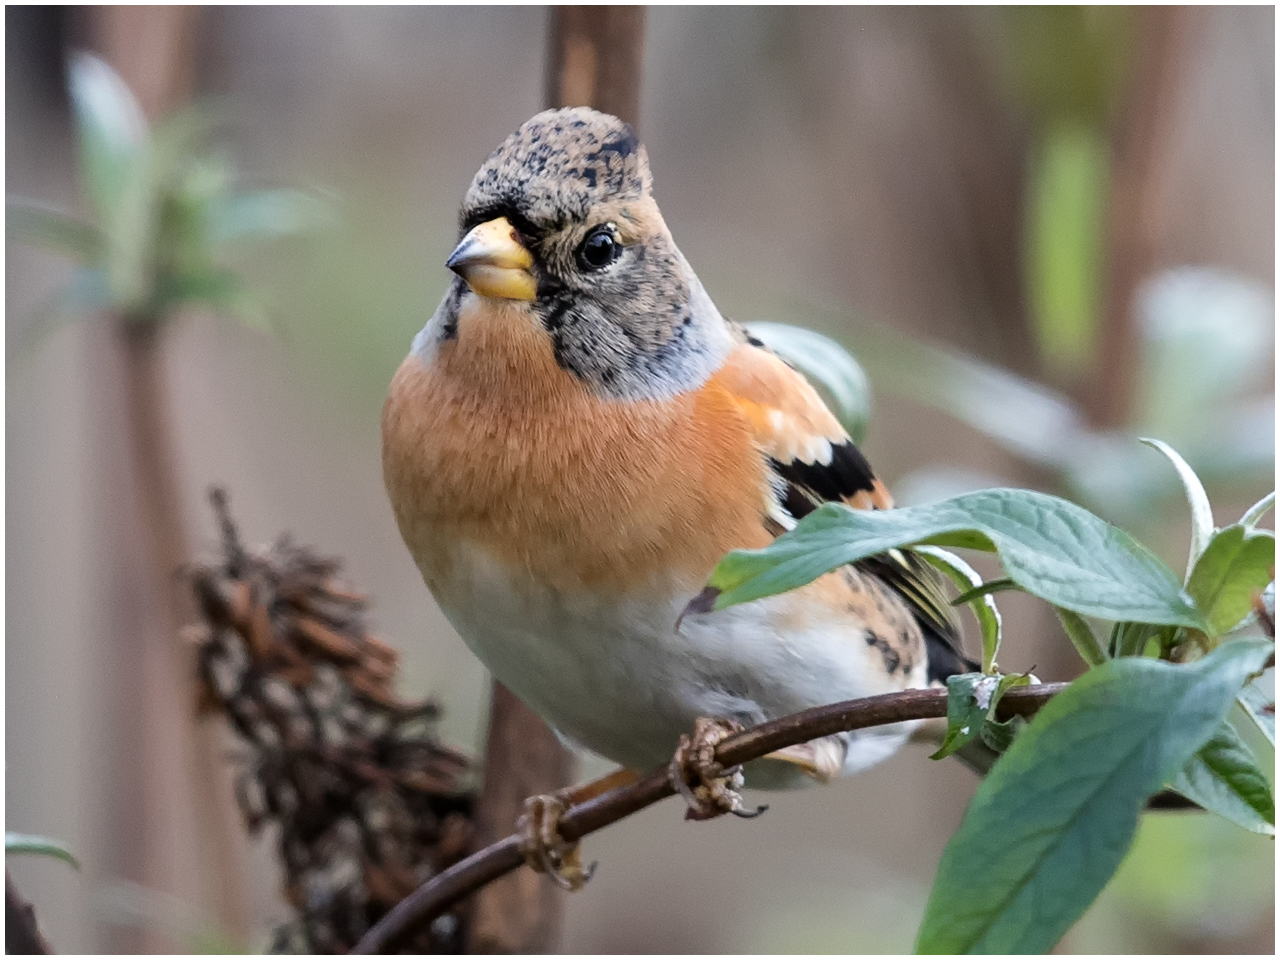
739, 337, 971, 681
768, 441, 879, 514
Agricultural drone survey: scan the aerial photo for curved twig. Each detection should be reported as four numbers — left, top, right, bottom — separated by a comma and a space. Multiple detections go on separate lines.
351, 683, 1067, 954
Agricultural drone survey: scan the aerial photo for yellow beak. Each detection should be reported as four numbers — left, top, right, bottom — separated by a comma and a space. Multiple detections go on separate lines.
446, 217, 537, 301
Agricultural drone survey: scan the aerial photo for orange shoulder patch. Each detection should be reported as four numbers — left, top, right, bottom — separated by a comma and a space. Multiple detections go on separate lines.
710, 341, 892, 512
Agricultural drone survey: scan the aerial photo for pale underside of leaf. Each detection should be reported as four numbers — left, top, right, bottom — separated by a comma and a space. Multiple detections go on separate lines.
1140, 437, 1215, 580
916, 545, 1003, 673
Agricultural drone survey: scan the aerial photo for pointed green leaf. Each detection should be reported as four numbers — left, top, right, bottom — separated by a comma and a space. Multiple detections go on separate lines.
67, 52, 147, 222
1237, 673, 1275, 745
917, 547, 1003, 673
915, 638, 1274, 955
1141, 438, 1215, 580
745, 322, 872, 444
1186, 525, 1276, 638
699, 489, 1202, 629
1108, 620, 1175, 659
950, 578, 1019, 607
1171, 722, 1274, 834
1054, 606, 1108, 666
5, 832, 80, 869
1240, 491, 1275, 529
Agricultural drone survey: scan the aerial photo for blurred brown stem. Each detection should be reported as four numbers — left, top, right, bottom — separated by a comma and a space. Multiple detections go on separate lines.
461, 7, 647, 954
87, 6, 250, 950
1089, 6, 1187, 428
545, 6, 647, 128
353, 683, 1068, 954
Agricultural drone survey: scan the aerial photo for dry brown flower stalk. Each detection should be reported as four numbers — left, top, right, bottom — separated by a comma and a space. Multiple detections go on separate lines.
187, 489, 475, 953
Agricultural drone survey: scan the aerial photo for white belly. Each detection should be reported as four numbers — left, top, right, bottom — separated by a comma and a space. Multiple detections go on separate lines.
428, 541, 924, 787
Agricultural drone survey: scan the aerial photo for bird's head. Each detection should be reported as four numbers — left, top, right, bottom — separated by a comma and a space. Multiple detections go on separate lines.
435, 107, 729, 399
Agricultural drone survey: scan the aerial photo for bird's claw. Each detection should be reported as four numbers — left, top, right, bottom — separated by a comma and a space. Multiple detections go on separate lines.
669, 717, 768, 821
517, 794, 595, 891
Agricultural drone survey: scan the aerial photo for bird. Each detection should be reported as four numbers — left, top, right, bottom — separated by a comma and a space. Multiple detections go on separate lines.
382, 108, 972, 872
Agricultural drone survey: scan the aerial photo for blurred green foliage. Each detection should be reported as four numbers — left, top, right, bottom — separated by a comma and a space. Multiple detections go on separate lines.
1000, 6, 1135, 378
7, 53, 328, 342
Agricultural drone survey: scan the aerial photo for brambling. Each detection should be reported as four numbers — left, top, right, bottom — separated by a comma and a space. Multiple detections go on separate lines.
382, 108, 970, 811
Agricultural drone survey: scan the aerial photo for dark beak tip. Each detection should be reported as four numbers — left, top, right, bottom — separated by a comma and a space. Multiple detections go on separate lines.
444, 239, 473, 272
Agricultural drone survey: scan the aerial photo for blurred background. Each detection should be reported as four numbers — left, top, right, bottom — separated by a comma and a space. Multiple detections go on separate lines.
6, 5, 1274, 954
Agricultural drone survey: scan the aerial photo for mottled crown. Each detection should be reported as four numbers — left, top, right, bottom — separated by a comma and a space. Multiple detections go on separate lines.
462, 108, 652, 232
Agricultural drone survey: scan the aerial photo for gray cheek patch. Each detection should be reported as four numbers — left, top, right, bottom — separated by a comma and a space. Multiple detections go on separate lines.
543, 250, 734, 401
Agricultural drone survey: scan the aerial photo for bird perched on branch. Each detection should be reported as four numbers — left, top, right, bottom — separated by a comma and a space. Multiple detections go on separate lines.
383, 108, 971, 864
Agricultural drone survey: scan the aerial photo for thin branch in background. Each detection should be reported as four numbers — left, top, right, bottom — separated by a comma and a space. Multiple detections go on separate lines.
84, 6, 255, 949
6, 870, 53, 955
189, 490, 476, 953
1090, 6, 1188, 428
461, 7, 648, 954
353, 683, 1069, 954
545, 6, 647, 128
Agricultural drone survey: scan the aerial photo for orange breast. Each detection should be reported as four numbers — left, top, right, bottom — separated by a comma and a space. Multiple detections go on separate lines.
381, 301, 774, 596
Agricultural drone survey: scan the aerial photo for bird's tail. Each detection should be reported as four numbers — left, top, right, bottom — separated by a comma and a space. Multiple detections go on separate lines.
856, 550, 978, 683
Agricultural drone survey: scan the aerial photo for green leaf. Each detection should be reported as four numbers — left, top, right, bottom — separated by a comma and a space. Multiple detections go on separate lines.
1171, 722, 1275, 834
978, 673, 1033, 754
697, 489, 1202, 629
1240, 491, 1275, 529
931, 672, 1030, 761
208, 188, 332, 248
745, 322, 872, 445
1108, 619, 1174, 659
915, 638, 1274, 955
1237, 673, 1275, 745
5, 832, 80, 869
931, 673, 988, 760
99, 104, 214, 314
1054, 606, 1108, 666
67, 52, 147, 224
1186, 525, 1276, 638
950, 578, 1019, 606
916, 546, 1003, 673
1027, 121, 1107, 375
1140, 437, 1215, 580
6, 198, 103, 261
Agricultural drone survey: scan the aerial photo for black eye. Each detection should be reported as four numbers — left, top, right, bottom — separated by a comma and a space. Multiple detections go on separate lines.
577, 225, 621, 270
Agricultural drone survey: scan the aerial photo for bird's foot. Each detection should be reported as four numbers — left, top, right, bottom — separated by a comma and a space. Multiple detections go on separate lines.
517, 794, 594, 891
669, 717, 768, 821
516, 767, 636, 891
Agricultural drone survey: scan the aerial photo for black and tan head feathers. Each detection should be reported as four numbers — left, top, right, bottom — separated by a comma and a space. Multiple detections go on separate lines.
462, 108, 652, 234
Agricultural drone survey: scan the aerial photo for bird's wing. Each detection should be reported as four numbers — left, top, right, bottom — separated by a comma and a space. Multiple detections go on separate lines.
713, 333, 972, 681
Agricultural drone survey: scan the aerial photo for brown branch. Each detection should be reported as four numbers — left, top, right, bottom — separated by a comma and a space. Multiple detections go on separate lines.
6, 870, 52, 954
1088, 6, 1188, 427
545, 6, 647, 127
351, 683, 1067, 954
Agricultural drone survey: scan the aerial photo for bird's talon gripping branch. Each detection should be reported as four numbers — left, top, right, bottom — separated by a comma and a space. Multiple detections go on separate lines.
669, 717, 768, 821
517, 794, 595, 891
